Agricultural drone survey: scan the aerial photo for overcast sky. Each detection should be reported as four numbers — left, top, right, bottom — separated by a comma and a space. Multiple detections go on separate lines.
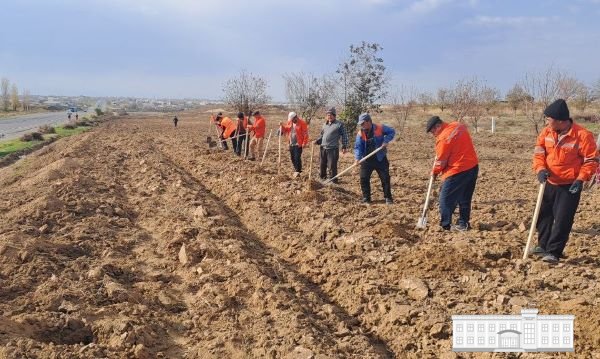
1, 0, 599, 100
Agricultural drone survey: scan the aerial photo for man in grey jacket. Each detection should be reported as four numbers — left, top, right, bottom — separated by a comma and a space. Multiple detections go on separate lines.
314, 108, 349, 183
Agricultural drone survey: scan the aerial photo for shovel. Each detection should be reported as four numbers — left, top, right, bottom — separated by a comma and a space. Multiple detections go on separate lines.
306, 142, 315, 189
260, 129, 273, 166
522, 182, 546, 260
323, 146, 384, 184
416, 158, 437, 229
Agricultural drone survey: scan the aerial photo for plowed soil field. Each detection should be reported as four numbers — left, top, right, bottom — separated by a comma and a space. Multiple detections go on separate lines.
1, 112, 599, 358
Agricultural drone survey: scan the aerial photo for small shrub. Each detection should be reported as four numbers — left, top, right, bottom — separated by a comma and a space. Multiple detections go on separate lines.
574, 114, 600, 123
20, 132, 44, 142
63, 124, 76, 130
95, 108, 104, 116
38, 125, 56, 134
75, 120, 90, 127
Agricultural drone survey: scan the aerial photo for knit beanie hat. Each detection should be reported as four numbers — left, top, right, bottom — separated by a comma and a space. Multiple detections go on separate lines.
544, 99, 570, 121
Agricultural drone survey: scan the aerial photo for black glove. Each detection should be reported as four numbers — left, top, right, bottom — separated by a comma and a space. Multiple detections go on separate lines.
315, 139, 322, 145
569, 180, 583, 194
537, 169, 549, 184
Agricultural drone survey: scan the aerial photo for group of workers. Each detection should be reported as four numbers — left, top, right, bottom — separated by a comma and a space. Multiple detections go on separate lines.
208, 98, 598, 265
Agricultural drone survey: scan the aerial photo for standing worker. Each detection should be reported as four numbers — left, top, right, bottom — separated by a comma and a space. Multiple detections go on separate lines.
173, 116, 179, 128
531, 99, 598, 264
247, 111, 266, 161
233, 112, 248, 156
280, 112, 309, 175
354, 113, 395, 204
426, 116, 479, 231
315, 107, 349, 183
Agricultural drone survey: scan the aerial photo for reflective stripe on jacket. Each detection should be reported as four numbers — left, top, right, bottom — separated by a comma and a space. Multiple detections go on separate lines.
533, 122, 599, 184
433, 121, 478, 180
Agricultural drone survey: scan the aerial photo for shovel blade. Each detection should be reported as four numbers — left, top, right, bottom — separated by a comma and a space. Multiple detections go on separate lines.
416, 217, 427, 229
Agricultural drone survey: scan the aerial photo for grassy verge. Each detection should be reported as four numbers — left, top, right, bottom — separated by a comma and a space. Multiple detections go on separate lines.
0, 125, 90, 158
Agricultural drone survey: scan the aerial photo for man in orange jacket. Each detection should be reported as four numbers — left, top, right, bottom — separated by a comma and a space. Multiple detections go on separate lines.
531, 99, 599, 264
215, 112, 236, 151
427, 116, 479, 231
280, 112, 309, 175
247, 111, 266, 161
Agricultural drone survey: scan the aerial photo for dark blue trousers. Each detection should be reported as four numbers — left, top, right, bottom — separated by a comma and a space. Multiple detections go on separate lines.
439, 165, 478, 229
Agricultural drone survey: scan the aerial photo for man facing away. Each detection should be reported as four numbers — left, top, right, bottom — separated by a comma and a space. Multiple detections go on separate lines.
247, 111, 266, 161
426, 115, 479, 231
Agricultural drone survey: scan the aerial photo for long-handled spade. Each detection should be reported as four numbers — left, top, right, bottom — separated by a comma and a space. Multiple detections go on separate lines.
260, 129, 273, 166
416, 158, 437, 229
323, 146, 384, 185
306, 142, 315, 190
277, 125, 282, 175
522, 182, 546, 260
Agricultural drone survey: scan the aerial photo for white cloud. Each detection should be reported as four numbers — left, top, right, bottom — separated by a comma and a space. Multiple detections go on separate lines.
467, 15, 554, 27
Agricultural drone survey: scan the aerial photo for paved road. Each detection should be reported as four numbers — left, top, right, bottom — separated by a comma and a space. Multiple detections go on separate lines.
0, 112, 73, 141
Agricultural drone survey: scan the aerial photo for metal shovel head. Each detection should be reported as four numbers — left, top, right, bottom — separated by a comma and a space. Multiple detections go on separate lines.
416, 216, 427, 229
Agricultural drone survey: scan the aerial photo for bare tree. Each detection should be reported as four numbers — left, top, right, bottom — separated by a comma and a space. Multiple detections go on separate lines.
436, 88, 451, 112
417, 92, 433, 112
593, 78, 600, 101
557, 76, 582, 101
222, 70, 271, 115
389, 84, 417, 131
521, 66, 567, 133
283, 72, 334, 124
505, 84, 530, 119
573, 83, 593, 112
1, 78, 10, 111
22, 89, 31, 111
10, 84, 19, 111
480, 86, 501, 115
448, 77, 479, 124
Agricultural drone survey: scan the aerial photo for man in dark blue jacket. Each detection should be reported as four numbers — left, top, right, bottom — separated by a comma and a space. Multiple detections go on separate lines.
354, 113, 395, 204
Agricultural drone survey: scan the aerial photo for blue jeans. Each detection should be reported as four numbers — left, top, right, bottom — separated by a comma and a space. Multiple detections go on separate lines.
439, 165, 478, 229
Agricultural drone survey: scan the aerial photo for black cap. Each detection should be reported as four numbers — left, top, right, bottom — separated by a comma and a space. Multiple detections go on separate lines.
237, 112, 244, 119
326, 107, 336, 116
544, 99, 570, 121
426, 116, 442, 133
253, 111, 260, 116
216, 112, 223, 118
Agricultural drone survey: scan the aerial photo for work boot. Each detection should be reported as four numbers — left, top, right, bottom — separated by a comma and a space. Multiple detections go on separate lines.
385, 198, 393, 205
529, 246, 545, 257
542, 254, 559, 264
451, 223, 469, 232
361, 197, 371, 204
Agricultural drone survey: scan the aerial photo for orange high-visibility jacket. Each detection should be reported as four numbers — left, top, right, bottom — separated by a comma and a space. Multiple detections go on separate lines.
220, 117, 237, 138
433, 121, 479, 180
248, 115, 266, 138
281, 118, 309, 146
533, 122, 599, 185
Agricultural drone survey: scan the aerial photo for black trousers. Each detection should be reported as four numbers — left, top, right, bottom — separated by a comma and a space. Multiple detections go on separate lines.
536, 183, 581, 258
231, 132, 247, 156
319, 147, 340, 182
439, 165, 478, 229
360, 156, 392, 200
289, 145, 303, 172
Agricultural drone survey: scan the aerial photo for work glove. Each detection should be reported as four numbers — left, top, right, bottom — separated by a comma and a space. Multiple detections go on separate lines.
569, 180, 583, 194
537, 169, 549, 184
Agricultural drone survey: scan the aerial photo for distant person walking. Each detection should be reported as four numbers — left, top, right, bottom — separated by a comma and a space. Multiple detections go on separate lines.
280, 112, 309, 175
314, 107, 349, 183
68, 112, 72, 120
75, 113, 79, 121
173, 116, 179, 128
354, 113, 395, 204
426, 116, 479, 231
531, 99, 598, 264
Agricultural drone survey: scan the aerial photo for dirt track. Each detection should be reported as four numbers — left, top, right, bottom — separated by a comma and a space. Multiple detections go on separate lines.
1, 113, 599, 358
